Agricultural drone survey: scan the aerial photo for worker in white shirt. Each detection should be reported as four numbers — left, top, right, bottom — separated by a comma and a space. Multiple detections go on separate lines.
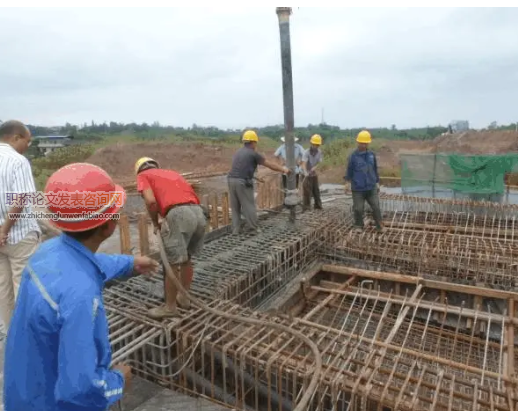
0, 120, 41, 329
274, 136, 304, 196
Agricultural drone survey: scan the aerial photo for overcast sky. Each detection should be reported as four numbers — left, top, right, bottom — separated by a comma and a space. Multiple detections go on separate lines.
1, 7, 517, 129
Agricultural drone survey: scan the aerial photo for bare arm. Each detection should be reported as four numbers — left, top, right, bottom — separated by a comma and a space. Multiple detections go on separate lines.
141, 189, 160, 229
263, 159, 289, 174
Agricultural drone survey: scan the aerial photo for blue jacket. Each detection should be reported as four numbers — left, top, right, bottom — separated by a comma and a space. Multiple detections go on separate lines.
345, 149, 380, 192
4, 234, 135, 411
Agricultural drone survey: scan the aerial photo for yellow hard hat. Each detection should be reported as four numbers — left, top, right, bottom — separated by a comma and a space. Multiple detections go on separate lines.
242, 130, 259, 142
310, 134, 322, 145
356, 130, 372, 144
135, 157, 159, 174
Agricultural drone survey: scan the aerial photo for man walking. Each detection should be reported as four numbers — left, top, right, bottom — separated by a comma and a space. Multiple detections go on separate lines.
135, 156, 207, 319
228, 130, 290, 235
0, 120, 41, 329
274, 135, 304, 193
301, 134, 323, 211
4, 163, 159, 411
345, 130, 384, 232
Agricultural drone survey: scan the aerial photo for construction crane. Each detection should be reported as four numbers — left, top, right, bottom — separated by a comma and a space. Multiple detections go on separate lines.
276, 7, 297, 223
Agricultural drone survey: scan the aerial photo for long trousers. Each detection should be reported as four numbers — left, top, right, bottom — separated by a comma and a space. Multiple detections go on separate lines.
302, 175, 322, 210
352, 189, 383, 228
228, 177, 258, 233
0, 232, 40, 329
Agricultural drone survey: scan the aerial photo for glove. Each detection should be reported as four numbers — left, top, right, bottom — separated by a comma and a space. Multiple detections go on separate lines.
376, 183, 380, 193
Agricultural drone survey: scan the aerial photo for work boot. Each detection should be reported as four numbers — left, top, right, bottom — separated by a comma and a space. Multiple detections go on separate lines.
177, 294, 191, 309
148, 305, 180, 320
376, 224, 385, 233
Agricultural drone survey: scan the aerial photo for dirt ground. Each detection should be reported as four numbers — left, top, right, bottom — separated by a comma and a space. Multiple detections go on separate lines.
85, 131, 518, 188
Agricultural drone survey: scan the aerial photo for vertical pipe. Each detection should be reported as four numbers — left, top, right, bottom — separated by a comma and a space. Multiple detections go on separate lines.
276, 7, 296, 223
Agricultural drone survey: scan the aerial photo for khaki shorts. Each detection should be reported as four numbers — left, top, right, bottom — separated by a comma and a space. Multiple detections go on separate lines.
161, 204, 206, 264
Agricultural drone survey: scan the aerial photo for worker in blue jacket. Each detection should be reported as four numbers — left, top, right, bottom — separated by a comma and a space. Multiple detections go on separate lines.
344, 130, 384, 232
3, 163, 159, 411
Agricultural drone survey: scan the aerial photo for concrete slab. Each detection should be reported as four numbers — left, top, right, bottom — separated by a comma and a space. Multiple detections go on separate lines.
131, 388, 231, 411
108, 377, 164, 411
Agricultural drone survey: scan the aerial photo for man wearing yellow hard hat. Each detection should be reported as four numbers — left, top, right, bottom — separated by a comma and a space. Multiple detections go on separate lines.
227, 130, 290, 234
345, 130, 384, 232
301, 134, 323, 211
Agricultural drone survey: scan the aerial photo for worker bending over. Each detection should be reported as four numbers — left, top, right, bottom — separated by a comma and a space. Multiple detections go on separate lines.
274, 135, 304, 193
135, 157, 207, 319
228, 130, 290, 235
301, 134, 323, 211
345, 130, 384, 232
4, 163, 158, 411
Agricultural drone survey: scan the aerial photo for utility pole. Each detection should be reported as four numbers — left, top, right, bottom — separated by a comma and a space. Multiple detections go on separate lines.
276, 7, 297, 223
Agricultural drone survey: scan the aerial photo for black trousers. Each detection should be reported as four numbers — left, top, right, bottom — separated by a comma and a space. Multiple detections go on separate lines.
302, 175, 322, 210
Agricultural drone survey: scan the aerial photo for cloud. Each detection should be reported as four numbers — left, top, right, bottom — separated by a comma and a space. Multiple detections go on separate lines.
1, 7, 518, 129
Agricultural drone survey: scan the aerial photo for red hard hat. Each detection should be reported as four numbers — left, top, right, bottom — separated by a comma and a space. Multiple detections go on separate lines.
44, 163, 126, 232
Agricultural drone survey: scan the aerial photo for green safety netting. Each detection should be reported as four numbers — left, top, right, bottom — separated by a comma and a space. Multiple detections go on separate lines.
400, 153, 518, 196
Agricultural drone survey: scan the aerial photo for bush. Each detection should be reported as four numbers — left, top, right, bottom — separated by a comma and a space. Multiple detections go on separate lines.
32, 145, 96, 190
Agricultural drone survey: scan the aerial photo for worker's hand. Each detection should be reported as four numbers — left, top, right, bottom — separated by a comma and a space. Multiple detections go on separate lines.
344, 183, 351, 194
113, 364, 132, 391
282, 166, 291, 175
134, 256, 159, 276
376, 183, 380, 193
153, 221, 161, 235
0, 226, 8, 247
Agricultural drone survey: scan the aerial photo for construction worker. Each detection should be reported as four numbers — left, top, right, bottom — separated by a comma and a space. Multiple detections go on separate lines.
135, 156, 207, 319
345, 130, 384, 232
301, 134, 323, 211
227, 130, 290, 235
4, 163, 159, 411
0, 120, 41, 330
274, 135, 304, 192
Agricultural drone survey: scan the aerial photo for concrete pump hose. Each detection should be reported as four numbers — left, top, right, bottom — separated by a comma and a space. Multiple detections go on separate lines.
155, 234, 323, 411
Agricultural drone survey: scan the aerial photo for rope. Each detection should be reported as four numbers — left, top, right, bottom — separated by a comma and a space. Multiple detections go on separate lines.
155, 234, 323, 411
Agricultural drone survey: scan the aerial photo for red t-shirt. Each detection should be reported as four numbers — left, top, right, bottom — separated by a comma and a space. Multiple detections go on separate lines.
137, 169, 200, 217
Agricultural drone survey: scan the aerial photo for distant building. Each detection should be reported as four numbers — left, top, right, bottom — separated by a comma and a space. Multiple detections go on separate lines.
449, 120, 469, 133
34, 135, 74, 156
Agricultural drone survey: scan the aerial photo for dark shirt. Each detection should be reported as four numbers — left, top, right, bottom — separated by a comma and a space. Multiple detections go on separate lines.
228, 146, 265, 180
345, 149, 379, 191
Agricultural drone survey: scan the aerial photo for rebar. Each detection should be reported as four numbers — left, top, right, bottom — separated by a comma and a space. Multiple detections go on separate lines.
105, 197, 518, 411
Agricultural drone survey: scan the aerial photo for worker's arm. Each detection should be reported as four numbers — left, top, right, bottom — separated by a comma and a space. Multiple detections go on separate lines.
263, 159, 289, 174
373, 153, 380, 184
55, 294, 126, 409
344, 154, 354, 182
95, 254, 134, 282
256, 151, 289, 174
96, 254, 159, 282
136, 174, 160, 229
301, 150, 309, 175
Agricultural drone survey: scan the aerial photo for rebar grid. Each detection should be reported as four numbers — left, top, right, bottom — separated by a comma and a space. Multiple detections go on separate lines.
322, 214, 518, 289
384, 210, 518, 241
379, 194, 518, 217
104, 198, 518, 411
301, 282, 506, 382
129, 297, 512, 411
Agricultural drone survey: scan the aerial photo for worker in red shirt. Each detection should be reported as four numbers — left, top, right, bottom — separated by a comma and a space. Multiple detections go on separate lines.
135, 157, 207, 319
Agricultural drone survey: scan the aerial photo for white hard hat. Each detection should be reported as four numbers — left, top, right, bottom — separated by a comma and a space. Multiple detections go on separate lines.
280, 136, 299, 142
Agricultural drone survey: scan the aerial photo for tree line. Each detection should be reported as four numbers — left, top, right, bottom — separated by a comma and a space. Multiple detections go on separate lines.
4, 120, 517, 144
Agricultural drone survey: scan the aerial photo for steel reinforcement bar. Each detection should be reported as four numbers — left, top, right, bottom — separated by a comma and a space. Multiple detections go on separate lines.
321, 216, 518, 289
379, 194, 518, 217
122, 295, 514, 411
